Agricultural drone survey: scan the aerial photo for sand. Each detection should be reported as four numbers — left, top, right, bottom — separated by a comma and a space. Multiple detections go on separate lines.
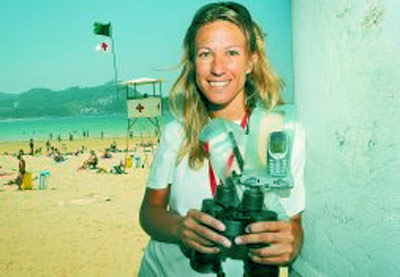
0, 137, 290, 277
0, 137, 154, 276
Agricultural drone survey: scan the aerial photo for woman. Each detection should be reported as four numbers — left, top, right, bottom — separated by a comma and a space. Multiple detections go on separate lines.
139, 2, 305, 276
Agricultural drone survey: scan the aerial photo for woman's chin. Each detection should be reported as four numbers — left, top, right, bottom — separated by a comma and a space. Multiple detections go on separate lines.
206, 101, 226, 112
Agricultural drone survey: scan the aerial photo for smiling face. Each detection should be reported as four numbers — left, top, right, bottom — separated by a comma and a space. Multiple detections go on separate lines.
194, 20, 256, 120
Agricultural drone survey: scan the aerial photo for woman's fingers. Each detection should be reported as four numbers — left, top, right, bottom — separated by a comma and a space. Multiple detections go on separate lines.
180, 222, 217, 247
179, 209, 231, 253
247, 221, 290, 233
249, 242, 294, 264
187, 209, 225, 232
234, 220, 298, 265
236, 221, 293, 245
235, 230, 294, 245
179, 212, 302, 261
185, 238, 221, 254
249, 252, 292, 265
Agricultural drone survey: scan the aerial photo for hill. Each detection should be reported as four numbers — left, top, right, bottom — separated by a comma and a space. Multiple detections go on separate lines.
0, 83, 169, 119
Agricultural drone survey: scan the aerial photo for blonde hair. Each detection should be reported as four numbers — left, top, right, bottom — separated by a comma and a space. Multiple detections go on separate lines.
169, 2, 284, 170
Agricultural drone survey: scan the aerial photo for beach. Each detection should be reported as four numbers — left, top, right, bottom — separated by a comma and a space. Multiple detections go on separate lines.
0, 137, 290, 277
0, 137, 155, 276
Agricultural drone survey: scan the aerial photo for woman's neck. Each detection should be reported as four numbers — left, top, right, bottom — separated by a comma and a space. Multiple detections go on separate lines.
208, 93, 247, 121
209, 104, 246, 121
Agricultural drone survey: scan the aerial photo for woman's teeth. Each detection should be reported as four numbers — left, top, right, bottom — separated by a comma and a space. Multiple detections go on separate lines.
209, 81, 229, 87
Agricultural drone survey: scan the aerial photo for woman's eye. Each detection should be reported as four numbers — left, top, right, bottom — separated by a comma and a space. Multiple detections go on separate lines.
227, 50, 240, 56
198, 51, 211, 58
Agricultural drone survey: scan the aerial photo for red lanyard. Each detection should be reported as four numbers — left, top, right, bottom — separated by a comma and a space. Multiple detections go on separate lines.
204, 110, 249, 196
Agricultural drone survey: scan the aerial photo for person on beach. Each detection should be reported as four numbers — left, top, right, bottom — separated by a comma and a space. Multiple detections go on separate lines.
6, 154, 26, 190
53, 148, 65, 163
34, 147, 42, 156
29, 138, 34, 156
46, 139, 51, 153
108, 141, 119, 153
74, 145, 85, 156
16, 154, 26, 190
47, 146, 55, 157
101, 149, 112, 159
138, 2, 305, 276
78, 150, 98, 170
110, 160, 127, 174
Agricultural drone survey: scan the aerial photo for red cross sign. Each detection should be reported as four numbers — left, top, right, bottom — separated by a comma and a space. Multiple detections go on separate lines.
136, 103, 145, 113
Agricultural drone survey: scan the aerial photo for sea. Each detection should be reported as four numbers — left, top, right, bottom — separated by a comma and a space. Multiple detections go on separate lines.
0, 113, 172, 143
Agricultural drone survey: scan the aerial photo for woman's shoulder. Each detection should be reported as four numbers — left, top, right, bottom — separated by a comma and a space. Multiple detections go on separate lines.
162, 117, 184, 138
159, 116, 185, 147
164, 117, 184, 131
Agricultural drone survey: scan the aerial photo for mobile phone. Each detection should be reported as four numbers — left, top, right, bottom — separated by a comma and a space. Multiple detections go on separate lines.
267, 131, 289, 177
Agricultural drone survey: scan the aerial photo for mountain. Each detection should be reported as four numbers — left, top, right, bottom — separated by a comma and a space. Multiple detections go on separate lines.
0, 83, 170, 119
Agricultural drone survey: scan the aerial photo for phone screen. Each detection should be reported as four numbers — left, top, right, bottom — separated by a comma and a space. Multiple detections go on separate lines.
270, 132, 287, 154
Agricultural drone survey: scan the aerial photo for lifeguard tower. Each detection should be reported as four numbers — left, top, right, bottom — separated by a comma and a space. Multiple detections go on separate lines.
123, 77, 164, 150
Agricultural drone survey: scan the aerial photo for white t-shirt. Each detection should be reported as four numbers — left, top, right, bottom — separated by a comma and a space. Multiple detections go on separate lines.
139, 114, 306, 277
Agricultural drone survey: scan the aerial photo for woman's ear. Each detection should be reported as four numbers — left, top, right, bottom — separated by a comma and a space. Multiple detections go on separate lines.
246, 52, 259, 74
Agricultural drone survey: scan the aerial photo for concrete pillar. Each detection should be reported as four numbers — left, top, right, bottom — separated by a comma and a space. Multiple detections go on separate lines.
291, 0, 400, 275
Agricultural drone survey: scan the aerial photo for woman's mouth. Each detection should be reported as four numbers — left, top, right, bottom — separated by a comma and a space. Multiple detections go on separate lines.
209, 80, 230, 87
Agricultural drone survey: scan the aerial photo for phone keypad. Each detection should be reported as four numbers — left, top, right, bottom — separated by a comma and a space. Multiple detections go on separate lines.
269, 159, 288, 177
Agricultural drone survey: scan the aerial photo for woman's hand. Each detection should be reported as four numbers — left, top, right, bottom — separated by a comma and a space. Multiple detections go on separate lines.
178, 209, 232, 254
140, 188, 231, 253
234, 215, 303, 265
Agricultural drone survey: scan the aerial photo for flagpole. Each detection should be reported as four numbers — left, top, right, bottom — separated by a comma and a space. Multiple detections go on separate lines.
110, 24, 119, 99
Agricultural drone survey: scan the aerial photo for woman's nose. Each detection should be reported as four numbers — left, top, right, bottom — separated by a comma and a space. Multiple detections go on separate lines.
210, 54, 226, 76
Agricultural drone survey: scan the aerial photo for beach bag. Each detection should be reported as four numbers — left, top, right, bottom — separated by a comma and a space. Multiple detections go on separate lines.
21, 172, 33, 190
125, 155, 133, 168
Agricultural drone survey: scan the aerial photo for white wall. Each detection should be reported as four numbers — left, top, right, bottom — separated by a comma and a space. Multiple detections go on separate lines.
291, 0, 400, 275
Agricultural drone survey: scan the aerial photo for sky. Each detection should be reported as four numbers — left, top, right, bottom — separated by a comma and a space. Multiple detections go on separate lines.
0, 0, 293, 100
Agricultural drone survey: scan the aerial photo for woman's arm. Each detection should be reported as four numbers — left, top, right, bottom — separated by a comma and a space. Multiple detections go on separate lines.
139, 187, 182, 242
139, 187, 232, 253
234, 213, 303, 265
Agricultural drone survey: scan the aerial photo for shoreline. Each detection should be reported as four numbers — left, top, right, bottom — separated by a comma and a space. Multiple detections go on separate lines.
0, 135, 158, 155
0, 113, 171, 145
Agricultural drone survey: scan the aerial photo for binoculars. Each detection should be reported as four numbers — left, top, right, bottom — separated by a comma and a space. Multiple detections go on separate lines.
189, 173, 279, 277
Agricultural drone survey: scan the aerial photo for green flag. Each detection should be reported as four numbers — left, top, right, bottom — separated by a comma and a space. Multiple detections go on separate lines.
93, 22, 111, 37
